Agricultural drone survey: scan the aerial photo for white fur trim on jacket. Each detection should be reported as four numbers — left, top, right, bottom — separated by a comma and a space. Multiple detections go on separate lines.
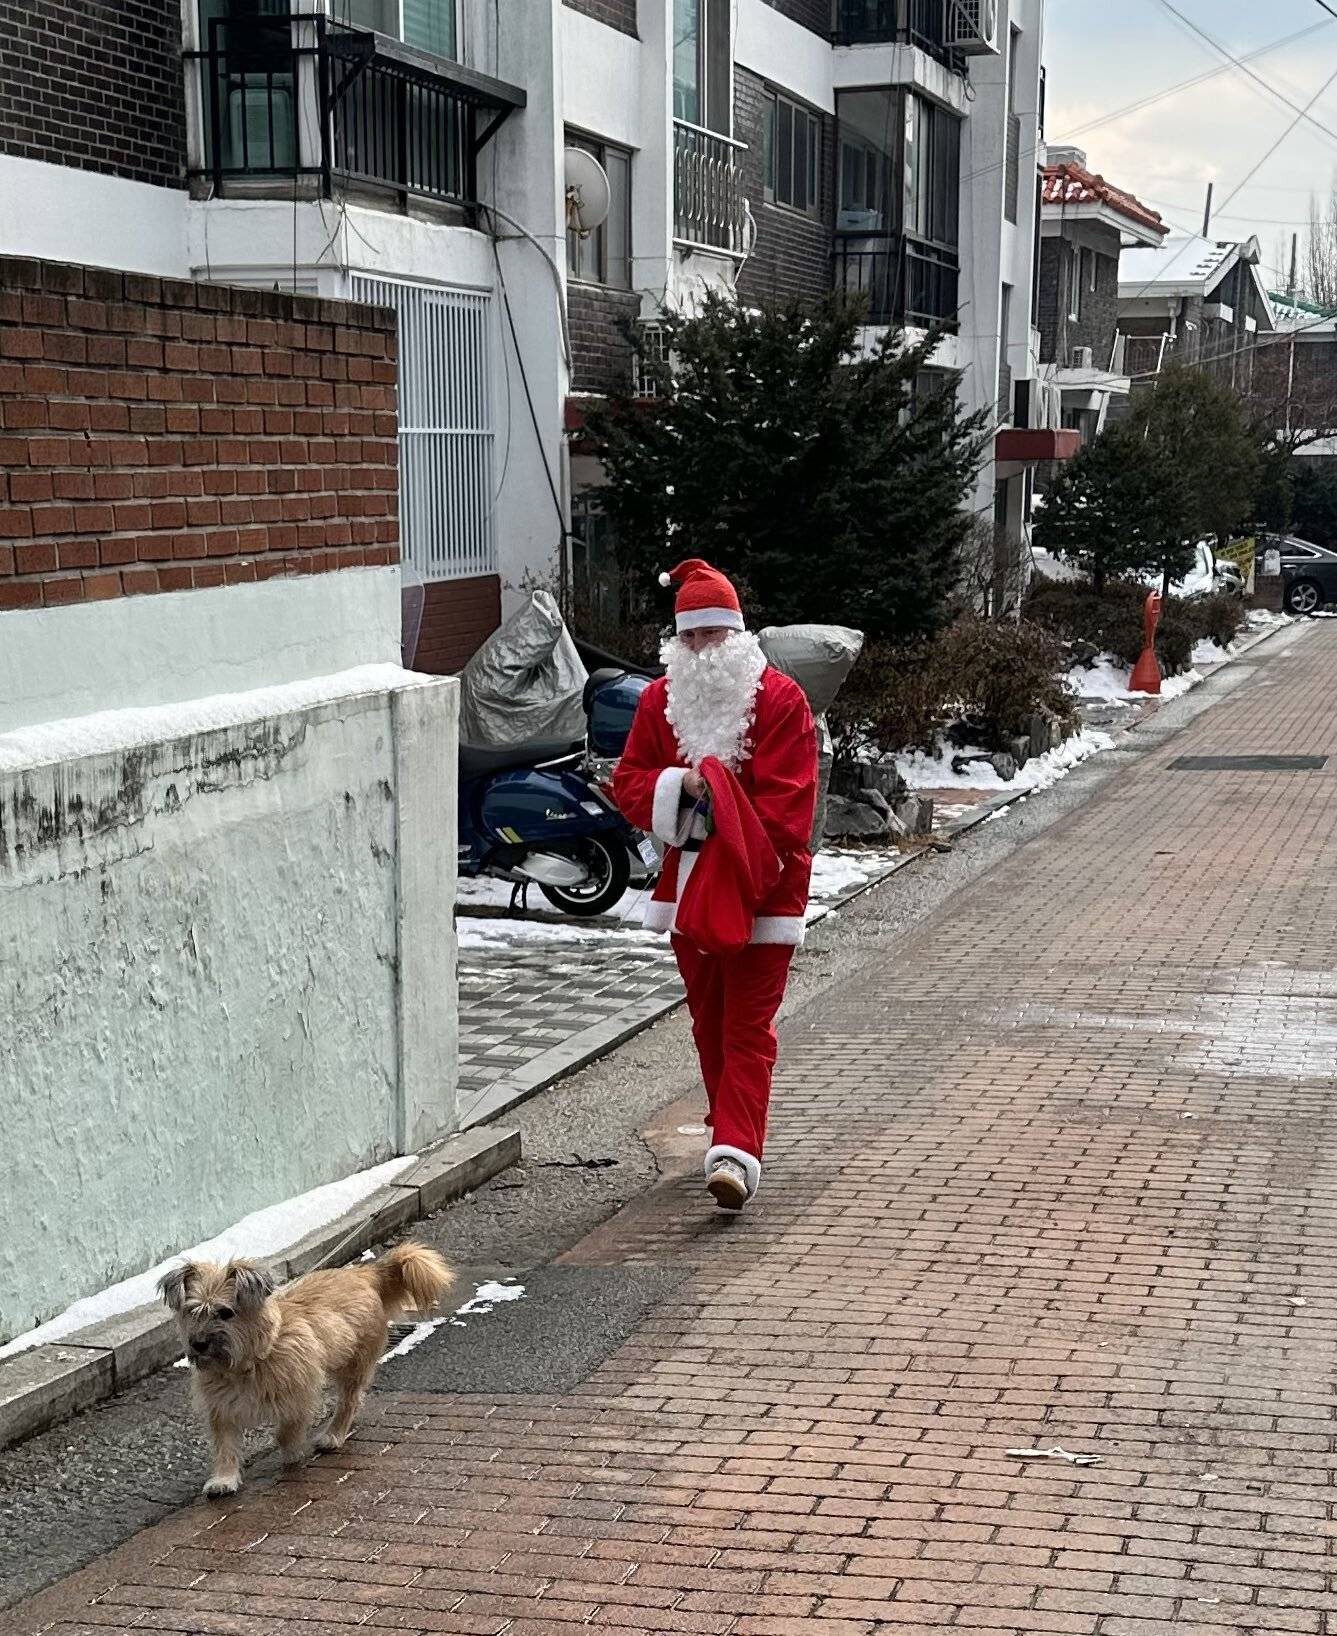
650, 766, 695, 845
676, 606, 745, 632
706, 1144, 761, 1199
644, 879, 807, 945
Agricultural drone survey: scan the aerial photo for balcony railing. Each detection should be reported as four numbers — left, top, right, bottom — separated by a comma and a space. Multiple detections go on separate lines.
833, 235, 960, 330
190, 12, 523, 211
832, 0, 966, 73
673, 120, 749, 255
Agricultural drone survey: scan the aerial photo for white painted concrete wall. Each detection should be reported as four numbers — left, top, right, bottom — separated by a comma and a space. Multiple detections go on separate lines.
0, 670, 457, 1345
0, 154, 190, 275
738, 0, 835, 113
0, 568, 402, 734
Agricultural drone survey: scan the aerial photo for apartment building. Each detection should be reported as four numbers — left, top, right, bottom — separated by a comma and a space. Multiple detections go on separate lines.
3, 0, 1059, 688
568, 0, 1060, 601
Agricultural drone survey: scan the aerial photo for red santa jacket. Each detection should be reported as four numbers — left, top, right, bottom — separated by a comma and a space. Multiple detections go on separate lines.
612, 667, 818, 947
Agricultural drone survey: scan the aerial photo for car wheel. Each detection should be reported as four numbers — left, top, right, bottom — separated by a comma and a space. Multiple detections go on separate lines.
1285, 579, 1322, 615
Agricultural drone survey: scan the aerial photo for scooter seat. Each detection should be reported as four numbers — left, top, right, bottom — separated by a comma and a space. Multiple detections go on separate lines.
459, 738, 582, 781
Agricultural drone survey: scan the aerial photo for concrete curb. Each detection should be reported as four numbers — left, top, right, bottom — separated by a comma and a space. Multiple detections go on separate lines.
0, 1125, 520, 1454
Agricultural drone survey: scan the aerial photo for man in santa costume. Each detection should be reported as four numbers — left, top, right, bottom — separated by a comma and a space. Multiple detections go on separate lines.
612, 560, 818, 1211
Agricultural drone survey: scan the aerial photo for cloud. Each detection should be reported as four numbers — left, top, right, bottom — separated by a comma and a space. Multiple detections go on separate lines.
1044, 8, 1337, 250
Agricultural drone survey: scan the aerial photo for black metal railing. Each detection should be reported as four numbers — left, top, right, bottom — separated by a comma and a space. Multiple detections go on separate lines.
673, 120, 748, 254
832, 235, 960, 329
190, 12, 522, 210
832, 0, 966, 73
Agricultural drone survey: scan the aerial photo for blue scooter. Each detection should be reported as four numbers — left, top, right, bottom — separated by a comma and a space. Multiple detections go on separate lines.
457, 669, 654, 918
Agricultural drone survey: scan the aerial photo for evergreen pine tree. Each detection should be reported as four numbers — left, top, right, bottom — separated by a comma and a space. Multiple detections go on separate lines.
583, 293, 986, 645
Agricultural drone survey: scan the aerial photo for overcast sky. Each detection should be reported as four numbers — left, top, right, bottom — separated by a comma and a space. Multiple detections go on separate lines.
1044, 0, 1337, 289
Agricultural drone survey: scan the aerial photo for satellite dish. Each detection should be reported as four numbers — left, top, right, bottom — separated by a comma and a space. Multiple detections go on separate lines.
564, 147, 612, 236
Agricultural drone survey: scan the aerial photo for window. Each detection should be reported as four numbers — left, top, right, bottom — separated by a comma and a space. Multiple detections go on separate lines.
836, 89, 896, 233
765, 92, 821, 215
904, 93, 960, 247
836, 89, 961, 244
566, 133, 632, 289
1087, 247, 1099, 292
351, 276, 493, 583
339, 0, 457, 60
673, 0, 731, 133
1068, 246, 1082, 321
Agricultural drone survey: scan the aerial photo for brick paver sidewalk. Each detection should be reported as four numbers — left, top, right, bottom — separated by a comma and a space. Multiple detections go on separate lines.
19, 628, 1337, 1635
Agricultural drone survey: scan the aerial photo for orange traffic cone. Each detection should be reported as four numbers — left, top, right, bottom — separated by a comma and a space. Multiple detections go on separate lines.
1129, 590, 1163, 695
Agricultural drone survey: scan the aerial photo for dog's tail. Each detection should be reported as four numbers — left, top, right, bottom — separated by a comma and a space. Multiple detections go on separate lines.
374, 1242, 455, 1318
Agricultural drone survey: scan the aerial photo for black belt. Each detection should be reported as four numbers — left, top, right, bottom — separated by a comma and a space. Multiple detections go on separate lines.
681, 838, 704, 853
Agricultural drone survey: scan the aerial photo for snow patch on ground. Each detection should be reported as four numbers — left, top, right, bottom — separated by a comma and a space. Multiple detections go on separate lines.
457, 877, 646, 919
0, 1154, 420, 1360
808, 850, 900, 901
1066, 656, 1202, 702
455, 1279, 526, 1317
0, 663, 417, 773
382, 1278, 526, 1359
457, 917, 663, 951
896, 728, 1115, 794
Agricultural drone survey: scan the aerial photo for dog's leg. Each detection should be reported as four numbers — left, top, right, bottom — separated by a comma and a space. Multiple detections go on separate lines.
316, 1358, 374, 1451
203, 1410, 243, 1499
275, 1416, 310, 1468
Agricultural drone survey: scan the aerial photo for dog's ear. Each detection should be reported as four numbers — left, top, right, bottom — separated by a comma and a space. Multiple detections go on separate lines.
158, 1263, 196, 1312
228, 1263, 275, 1313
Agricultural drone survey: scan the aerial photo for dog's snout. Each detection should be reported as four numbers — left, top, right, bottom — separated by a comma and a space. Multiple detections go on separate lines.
190, 1337, 210, 1355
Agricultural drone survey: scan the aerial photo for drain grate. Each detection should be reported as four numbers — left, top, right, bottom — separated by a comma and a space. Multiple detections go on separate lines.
1168, 754, 1328, 772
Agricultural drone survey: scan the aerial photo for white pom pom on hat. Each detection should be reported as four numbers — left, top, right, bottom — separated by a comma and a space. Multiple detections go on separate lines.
658, 571, 672, 588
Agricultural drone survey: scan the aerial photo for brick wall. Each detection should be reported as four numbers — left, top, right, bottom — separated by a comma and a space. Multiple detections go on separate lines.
416, 575, 502, 676
0, 0, 186, 188
762, 0, 830, 36
1255, 332, 1337, 428
0, 258, 398, 612
1038, 236, 1119, 368
569, 285, 640, 397
734, 68, 835, 310
1037, 239, 1062, 364
562, 0, 637, 36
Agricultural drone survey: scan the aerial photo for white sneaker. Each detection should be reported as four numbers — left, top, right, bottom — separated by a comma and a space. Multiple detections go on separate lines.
706, 1156, 749, 1211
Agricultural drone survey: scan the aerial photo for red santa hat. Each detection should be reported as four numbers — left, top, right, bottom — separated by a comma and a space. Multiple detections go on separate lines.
657, 558, 745, 633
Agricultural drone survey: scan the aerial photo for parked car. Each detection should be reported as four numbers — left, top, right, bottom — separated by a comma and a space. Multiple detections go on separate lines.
1255, 533, 1337, 615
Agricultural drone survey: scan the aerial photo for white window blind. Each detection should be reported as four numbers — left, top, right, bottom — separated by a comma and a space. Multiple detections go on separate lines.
352, 276, 495, 583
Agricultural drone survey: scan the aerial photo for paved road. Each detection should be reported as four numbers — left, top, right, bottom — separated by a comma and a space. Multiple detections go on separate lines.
7, 621, 1326, 1634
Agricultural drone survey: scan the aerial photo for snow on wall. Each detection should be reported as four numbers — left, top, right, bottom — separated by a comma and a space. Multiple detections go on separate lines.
0, 674, 459, 1346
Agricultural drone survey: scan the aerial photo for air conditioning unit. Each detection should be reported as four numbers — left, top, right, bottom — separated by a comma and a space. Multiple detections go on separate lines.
1071, 345, 1094, 369
947, 0, 1001, 54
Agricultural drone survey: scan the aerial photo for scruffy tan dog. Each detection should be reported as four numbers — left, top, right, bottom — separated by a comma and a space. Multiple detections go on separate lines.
160, 1242, 453, 1497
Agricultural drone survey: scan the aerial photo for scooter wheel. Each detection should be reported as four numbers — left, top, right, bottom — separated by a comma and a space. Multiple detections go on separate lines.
539, 837, 631, 918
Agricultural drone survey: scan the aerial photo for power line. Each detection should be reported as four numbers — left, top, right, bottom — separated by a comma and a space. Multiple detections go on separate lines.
1155, 0, 1337, 150
1058, 19, 1333, 145
1315, 0, 1337, 20
1123, 58, 1337, 308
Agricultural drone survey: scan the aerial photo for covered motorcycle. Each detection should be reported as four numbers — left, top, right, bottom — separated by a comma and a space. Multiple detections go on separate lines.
458, 590, 588, 750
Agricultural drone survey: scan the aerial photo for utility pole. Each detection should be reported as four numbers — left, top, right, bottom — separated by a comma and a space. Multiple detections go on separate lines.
1289, 232, 1299, 298
1202, 181, 1214, 238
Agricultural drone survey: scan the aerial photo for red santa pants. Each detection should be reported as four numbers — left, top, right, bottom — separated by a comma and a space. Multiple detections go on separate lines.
671, 937, 795, 1163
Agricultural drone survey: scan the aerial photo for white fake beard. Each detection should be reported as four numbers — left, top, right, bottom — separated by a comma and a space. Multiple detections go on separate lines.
661, 630, 767, 771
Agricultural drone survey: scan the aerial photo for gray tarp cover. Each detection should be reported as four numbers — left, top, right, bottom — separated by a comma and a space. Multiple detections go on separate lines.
457, 590, 589, 749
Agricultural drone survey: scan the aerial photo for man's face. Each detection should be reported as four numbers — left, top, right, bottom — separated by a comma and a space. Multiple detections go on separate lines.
679, 627, 733, 655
